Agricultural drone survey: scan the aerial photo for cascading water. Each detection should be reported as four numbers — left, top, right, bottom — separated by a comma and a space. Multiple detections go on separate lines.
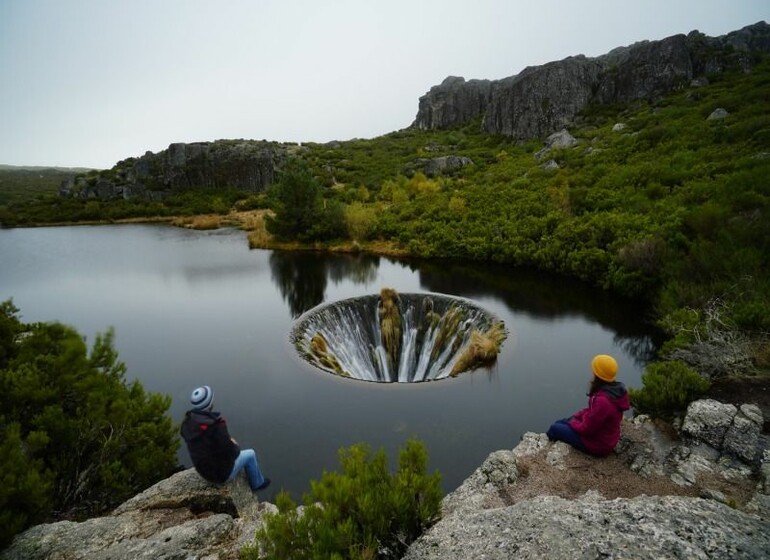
292, 288, 507, 382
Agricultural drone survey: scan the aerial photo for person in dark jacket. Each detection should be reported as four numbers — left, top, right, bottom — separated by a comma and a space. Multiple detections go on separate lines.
180, 385, 270, 491
546, 354, 630, 457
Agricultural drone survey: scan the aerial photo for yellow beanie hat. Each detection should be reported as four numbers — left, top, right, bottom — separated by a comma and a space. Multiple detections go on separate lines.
591, 354, 618, 382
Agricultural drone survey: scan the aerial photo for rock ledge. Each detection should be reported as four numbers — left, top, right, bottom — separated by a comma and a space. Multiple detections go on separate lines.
405, 399, 769, 559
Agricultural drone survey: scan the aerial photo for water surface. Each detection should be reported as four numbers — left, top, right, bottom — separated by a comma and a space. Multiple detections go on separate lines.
0, 224, 659, 499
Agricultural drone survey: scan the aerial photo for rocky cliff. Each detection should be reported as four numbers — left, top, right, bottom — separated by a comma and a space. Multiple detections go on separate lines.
59, 140, 294, 201
61, 22, 769, 203
4, 398, 768, 559
414, 21, 770, 140
413, 76, 492, 131
1, 468, 277, 560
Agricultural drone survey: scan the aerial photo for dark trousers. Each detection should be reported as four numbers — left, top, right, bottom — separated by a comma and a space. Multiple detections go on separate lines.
546, 418, 588, 453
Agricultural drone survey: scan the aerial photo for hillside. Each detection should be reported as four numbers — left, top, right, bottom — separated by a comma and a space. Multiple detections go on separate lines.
413, 21, 770, 137
2, 26, 768, 381
0, 166, 92, 206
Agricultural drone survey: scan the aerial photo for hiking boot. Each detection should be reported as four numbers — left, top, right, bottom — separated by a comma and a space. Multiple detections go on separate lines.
254, 478, 271, 492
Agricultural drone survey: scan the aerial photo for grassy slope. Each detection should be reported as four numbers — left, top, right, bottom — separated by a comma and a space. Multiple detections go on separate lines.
298, 59, 770, 329
0, 167, 88, 205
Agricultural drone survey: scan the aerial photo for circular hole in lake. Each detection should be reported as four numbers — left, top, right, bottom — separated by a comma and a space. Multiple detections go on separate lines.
292, 288, 507, 383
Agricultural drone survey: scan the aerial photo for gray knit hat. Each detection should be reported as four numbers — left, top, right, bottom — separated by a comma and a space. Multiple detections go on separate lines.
190, 385, 213, 410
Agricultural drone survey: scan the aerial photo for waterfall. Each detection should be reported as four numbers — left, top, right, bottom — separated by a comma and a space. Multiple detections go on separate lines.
292, 291, 507, 383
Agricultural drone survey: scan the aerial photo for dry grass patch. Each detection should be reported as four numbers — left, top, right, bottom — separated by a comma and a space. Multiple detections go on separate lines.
502, 449, 699, 506
450, 322, 507, 376
171, 215, 221, 230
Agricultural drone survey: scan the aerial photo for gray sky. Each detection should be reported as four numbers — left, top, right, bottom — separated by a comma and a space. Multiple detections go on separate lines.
1, 1, 767, 169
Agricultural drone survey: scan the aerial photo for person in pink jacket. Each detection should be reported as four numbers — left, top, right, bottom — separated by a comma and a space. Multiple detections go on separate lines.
546, 354, 630, 456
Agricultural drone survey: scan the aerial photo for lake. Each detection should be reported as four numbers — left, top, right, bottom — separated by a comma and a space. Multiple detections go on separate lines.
0, 224, 659, 499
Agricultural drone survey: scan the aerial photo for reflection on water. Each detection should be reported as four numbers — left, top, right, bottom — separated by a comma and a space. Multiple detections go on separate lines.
0, 225, 661, 500
415, 259, 660, 367
270, 251, 380, 317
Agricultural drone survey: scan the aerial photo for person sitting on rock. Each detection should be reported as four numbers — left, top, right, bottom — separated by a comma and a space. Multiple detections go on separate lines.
180, 385, 271, 492
546, 354, 630, 456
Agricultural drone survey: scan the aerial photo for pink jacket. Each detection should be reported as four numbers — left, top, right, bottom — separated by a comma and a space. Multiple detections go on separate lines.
568, 383, 630, 456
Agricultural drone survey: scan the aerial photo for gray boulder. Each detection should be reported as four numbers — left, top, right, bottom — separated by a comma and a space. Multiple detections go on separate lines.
681, 399, 762, 463
404, 494, 770, 560
419, 155, 474, 177
1, 468, 276, 560
708, 107, 730, 120
724, 404, 763, 463
761, 448, 770, 494
535, 128, 578, 160
681, 399, 737, 448
541, 159, 559, 171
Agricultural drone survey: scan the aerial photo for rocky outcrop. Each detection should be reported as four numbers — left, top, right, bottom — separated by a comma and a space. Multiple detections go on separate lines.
594, 33, 694, 104
59, 140, 291, 201
680, 399, 763, 464
1, 468, 277, 560
414, 76, 492, 131
417, 155, 474, 177
405, 399, 770, 559
483, 55, 604, 140
414, 21, 770, 140
6, 400, 767, 559
708, 107, 730, 120
534, 128, 578, 160
405, 493, 769, 560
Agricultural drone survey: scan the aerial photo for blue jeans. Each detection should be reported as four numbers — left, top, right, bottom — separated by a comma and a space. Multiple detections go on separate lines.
546, 418, 588, 453
227, 449, 266, 490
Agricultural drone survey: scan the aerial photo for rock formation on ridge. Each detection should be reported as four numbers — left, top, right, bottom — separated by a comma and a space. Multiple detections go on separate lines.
414, 21, 770, 141
59, 21, 770, 202
59, 139, 292, 201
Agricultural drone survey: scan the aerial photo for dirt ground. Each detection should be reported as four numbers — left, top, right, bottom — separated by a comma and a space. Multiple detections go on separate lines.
501, 420, 759, 509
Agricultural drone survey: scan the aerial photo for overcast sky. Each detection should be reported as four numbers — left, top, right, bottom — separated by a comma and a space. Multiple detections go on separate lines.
1, 1, 767, 169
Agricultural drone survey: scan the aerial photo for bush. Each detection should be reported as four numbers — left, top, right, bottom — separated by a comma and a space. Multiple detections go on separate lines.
0, 300, 179, 548
266, 159, 324, 241
629, 360, 711, 418
345, 202, 378, 241
244, 439, 442, 560
308, 199, 347, 241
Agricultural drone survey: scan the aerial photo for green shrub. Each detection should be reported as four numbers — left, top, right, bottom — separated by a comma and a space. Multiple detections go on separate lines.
308, 199, 347, 241
0, 423, 52, 548
629, 360, 711, 418
345, 202, 378, 241
243, 439, 442, 560
234, 194, 269, 211
0, 300, 179, 548
266, 158, 341, 242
